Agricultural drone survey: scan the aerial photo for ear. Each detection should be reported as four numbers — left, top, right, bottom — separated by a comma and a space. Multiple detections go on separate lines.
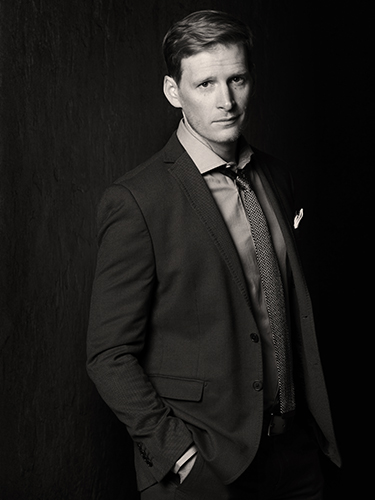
163, 75, 182, 109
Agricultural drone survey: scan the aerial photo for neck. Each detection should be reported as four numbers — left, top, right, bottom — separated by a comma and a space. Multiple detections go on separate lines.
211, 142, 238, 163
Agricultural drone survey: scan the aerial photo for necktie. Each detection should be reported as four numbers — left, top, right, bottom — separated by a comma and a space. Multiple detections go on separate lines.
221, 166, 296, 415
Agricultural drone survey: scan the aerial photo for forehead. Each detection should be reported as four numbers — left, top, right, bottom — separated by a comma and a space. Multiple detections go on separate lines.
180, 43, 248, 81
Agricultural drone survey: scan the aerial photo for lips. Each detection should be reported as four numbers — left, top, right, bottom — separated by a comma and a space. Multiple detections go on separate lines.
217, 116, 237, 121
214, 116, 239, 124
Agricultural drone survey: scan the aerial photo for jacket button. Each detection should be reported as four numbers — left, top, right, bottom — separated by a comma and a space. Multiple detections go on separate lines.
250, 333, 259, 343
253, 380, 263, 391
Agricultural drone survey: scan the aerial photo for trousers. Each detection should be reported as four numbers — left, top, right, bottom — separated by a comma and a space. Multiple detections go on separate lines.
140, 419, 324, 500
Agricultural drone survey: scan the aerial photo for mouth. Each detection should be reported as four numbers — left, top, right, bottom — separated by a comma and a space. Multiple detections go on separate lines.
214, 116, 240, 125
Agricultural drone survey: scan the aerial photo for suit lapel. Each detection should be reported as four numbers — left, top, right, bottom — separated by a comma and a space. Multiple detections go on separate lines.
254, 158, 310, 310
164, 135, 251, 309
254, 160, 297, 254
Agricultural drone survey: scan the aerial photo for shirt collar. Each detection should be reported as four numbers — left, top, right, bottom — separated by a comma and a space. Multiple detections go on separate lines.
176, 118, 253, 175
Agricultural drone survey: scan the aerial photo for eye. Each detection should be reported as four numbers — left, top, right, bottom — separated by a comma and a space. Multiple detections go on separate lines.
198, 81, 213, 89
231, 76, 246, 85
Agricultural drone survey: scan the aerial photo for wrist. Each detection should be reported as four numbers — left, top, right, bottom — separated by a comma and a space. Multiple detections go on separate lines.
173, 444, 198, 474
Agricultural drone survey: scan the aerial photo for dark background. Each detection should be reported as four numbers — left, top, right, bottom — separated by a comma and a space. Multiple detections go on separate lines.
0, 0, 371, 498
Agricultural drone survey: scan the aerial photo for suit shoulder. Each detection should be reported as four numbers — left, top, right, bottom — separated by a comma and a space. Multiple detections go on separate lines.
114, 148, 165, 187
252, 147, 289, 174
113, 132, 184, 189
252, 147, 292, 186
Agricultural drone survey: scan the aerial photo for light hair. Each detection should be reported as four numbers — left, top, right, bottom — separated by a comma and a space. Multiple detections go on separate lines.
162, 10, 255, 85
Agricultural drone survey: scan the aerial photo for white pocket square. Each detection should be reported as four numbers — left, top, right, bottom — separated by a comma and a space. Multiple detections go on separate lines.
293, 208, 304, 229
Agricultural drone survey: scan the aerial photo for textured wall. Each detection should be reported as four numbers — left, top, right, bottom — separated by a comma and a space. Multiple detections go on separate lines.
1, 0, 368, 498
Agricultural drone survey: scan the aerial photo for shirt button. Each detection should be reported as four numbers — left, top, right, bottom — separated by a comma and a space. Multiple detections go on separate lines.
253, 380, 263, 391
250, 333, 259, 343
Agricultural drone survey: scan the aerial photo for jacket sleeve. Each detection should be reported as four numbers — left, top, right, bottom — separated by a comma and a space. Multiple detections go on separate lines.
86, 183, 193, 482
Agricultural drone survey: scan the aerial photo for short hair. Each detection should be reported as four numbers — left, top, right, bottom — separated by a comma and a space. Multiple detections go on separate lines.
162, 10, 254, 85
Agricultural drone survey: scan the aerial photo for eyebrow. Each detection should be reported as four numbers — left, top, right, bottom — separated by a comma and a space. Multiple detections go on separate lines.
193, 70, 249, 86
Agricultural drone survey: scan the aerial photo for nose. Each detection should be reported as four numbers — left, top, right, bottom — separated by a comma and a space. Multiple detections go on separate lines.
217, 84, 235, 111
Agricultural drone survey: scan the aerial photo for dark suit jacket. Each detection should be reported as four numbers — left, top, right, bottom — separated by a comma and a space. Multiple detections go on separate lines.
86, 132, 341, 492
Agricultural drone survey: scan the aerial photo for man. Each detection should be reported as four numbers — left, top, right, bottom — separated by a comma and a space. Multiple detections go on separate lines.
87, 10, 341, 499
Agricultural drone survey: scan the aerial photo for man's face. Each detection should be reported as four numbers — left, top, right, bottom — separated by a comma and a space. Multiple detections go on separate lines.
168, 43, 251, 155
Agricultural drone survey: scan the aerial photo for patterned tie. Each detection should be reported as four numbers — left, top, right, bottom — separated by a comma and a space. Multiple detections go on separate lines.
221, 166, 296, 415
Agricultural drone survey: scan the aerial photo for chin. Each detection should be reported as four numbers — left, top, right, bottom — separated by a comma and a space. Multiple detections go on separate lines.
215, 129, 242, 144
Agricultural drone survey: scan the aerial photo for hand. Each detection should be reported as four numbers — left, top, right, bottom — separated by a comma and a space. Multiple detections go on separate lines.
177, 453, 197, 484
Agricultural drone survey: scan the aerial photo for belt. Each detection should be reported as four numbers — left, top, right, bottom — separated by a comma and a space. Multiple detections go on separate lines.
263, 410, 295, 437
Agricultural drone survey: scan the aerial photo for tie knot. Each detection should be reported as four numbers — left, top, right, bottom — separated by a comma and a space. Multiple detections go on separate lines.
235, 172, 251, 192
216, 167, 252, 191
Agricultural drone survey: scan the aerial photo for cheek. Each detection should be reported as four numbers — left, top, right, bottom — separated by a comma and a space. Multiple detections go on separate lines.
185, 103, 209, 125
238, 89, 251, 109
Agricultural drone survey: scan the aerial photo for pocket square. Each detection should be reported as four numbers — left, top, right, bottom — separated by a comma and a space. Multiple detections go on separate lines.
293, 208, 304, 229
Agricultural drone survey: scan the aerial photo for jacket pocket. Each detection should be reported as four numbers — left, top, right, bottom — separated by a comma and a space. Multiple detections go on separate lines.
148, 374, 205, 402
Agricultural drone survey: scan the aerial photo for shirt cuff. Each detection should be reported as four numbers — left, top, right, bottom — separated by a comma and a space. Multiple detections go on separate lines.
172, 445, 198, 474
